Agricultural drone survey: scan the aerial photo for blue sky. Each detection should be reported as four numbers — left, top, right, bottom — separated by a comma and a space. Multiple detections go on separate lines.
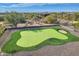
0, 3, 79, 12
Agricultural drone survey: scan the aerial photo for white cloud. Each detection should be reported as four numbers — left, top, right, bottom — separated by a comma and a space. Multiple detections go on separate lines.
0, 3, 48, 8
13, 3, 45, 7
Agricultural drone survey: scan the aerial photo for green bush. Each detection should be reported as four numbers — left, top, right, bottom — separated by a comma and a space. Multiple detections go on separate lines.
0, 24, 5, 37
73, 22, 79, 29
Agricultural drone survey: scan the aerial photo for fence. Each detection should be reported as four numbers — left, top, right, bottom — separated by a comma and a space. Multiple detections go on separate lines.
6, 24, 59, 30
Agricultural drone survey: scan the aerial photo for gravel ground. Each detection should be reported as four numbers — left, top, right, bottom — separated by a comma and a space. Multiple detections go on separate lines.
11, 42, 79, 56
0, 30, 17, 56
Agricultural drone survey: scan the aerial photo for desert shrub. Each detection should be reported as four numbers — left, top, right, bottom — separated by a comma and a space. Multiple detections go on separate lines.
0, 24, 6, 37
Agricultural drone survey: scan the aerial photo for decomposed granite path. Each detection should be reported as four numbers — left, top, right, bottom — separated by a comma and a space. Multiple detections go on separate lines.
12, 42, 79, 56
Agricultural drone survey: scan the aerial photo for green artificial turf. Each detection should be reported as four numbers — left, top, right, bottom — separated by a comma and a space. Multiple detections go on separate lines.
1, 26, 79, 53
17, 29, 68, 47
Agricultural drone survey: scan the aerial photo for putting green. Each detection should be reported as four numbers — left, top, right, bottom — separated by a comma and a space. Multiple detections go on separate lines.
17, 29, 68, 47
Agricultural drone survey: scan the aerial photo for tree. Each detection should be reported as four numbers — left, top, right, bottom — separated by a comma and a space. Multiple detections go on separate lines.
0, 16, 4, 21
72, 20, 79, 29
4, 12, 26, 27
44, 14, 57, 24
57, 12, 63, 19
68, 13, 76, 21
